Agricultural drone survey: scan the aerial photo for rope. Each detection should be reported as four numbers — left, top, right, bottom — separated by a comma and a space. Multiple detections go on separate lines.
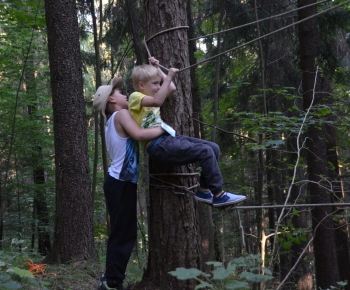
193, 118, 257, 143
144, 37, 169, 71
144, 0, 350, 73
149, 174, 199, 196
148, 176, 350, 209
145, 26, 189, 43
149, 173, 198, 176
148, 176, 350, 210
226, 203, 350, 210
188, 0, 330, 41
149, 173, 350, 209
179, 0, 350, 73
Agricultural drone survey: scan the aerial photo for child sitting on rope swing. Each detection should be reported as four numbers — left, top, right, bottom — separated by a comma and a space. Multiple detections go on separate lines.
128, 57, 246, 207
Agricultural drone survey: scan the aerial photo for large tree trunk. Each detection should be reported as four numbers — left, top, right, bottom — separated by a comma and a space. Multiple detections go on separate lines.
138, 1, 201, 289
297, 0, 339, 288
43, 0, 97, 263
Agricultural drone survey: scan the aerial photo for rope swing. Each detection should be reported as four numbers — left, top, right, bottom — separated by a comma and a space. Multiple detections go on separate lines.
143, 0, 350, 211
149, 174, 350, 210
144, 0, 350, 73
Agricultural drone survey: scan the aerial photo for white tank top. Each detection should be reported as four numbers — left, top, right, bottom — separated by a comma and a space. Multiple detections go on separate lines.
105, 111, 139, 183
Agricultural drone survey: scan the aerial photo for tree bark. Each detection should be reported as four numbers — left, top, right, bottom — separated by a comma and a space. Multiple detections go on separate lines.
43, 0, 97, 263
138, 1, 201, 289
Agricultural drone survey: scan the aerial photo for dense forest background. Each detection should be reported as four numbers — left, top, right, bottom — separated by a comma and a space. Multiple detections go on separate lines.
1, 0, 350, 289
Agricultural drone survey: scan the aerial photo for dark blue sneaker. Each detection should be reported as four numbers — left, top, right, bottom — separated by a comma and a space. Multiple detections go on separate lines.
213, 191, 246, 207
194, 190, 213, 204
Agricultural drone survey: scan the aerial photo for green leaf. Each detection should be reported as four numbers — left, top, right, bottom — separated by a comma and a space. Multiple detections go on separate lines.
168, 268, 203, 280
205, 261, 223, 267
194, 50, 205, 59
211, 266, 233, 280
337, 281, 348, 287
262, 268, 273, 276
0, 274, 11, 282
0, 281, 22, 289
316, 107, 331, 116
195, 282, 214, 289
225, 280, 249, 289
264, 139, 285, 148
292, 208, 299, 217
11, 267, 35, 278
239, 272, 274, 283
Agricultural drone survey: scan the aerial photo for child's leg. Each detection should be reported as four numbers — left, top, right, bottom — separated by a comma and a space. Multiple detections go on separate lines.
103, 175, 137, 287
148, 135, 223, 195
180, 137, 221, 190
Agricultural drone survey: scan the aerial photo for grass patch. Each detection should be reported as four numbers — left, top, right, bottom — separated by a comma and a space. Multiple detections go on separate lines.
47, 260, 104, 290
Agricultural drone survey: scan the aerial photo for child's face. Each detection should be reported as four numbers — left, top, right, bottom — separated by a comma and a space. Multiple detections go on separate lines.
112, 89, 128, 109
140, 77, 161, 96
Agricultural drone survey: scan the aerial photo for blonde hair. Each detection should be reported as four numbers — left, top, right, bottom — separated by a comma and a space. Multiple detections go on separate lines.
131, 64, 162, 91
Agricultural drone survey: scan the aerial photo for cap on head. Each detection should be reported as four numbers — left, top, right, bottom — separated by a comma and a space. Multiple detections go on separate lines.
93, 77, 123, 121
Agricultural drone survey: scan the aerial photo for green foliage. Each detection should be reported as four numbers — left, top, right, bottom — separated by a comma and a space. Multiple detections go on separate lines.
319, 281, 348, 290
0, 0, 46, 29
169, 254, 273, 289
169, 267, 204, 281
0, 250, 50, 290
0, 274, 22, 290
1, 0, 350, 288
277, 220, 308, 252
0, 0, 57, 253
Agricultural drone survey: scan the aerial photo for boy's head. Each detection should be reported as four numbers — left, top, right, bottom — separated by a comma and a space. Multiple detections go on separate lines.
132, 64, 162, 92
93, 77, 123, 121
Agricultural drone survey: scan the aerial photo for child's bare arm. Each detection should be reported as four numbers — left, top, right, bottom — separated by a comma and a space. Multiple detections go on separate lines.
116, 109, 165, 140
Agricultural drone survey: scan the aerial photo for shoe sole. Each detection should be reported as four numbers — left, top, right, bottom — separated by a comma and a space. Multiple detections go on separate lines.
194, 196, 213, 204
213, 196, 246, 207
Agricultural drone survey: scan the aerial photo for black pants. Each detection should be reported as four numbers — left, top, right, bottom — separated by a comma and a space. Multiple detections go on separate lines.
148, 135, 223, 195
103, 174, 137, 287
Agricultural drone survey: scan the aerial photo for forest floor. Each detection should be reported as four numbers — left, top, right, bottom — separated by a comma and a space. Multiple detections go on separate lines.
46, 255, 144, 290
45, 260, 104, 290
8, 245, 146, 290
